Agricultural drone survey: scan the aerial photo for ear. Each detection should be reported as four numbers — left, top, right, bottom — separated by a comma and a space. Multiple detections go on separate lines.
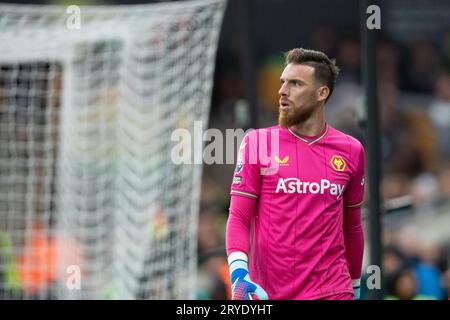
317, 86, 330, 102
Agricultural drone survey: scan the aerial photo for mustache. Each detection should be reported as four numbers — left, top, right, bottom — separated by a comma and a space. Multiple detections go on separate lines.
278, 103, 317, 127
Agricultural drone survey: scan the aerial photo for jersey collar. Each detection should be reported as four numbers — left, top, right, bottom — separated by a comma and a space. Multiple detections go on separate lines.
287, 123, 329, 145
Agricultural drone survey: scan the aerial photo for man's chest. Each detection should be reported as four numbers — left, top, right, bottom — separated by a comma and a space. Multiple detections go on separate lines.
259, 144, 352, 201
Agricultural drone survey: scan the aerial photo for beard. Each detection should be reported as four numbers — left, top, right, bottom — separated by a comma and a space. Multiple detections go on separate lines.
278, 102, 317, 128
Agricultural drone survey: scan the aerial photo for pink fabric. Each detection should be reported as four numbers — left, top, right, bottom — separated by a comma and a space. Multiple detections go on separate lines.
226, 124, 365, 300
226, 195, 256, 255
319, 292, 354, 300
343, 206, 364, 281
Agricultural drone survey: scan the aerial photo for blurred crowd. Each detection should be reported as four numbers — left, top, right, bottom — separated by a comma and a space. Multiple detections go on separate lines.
196, 26, 450, 300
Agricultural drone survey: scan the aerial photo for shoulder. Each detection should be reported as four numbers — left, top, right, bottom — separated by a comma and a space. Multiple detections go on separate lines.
250, 125, 280, 135
243, 125, 281, 144
328, 125, 365, 154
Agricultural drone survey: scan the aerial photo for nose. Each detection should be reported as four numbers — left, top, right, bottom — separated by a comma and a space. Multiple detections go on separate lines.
279, 82, 288, 96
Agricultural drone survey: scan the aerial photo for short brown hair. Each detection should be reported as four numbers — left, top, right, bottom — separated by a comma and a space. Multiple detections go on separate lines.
285, 48, 340, 102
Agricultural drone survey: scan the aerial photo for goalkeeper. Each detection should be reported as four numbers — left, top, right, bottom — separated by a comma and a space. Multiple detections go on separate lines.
226, 48, 365, 300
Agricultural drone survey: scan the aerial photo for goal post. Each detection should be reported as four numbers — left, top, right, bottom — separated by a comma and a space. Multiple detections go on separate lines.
0, 0, 226, 299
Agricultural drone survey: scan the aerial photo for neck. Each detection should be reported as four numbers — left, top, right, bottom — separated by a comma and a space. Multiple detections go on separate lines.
289, 106, 326, 136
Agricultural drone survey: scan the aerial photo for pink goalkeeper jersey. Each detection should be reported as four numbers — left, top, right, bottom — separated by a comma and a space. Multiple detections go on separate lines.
229, 124, 365, 300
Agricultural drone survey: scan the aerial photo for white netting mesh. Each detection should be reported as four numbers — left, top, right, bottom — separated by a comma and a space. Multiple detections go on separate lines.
0, 0, 226, 299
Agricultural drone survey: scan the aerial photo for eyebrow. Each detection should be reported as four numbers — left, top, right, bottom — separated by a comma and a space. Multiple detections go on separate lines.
280, 77, 305, 84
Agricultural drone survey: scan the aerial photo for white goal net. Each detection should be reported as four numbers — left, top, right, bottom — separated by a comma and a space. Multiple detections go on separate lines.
0, 0, 226, 299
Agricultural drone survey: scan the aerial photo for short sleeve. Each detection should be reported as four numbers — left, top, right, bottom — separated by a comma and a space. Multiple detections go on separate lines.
230, 131, 261, 199
343, 143, 366, 208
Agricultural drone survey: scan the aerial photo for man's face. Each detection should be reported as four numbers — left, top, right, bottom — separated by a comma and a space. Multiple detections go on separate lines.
278, 63, 322, 128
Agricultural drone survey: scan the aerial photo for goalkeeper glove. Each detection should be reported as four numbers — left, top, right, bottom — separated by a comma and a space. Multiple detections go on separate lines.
352, 279, 361, 300
228, 251, 268, 300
